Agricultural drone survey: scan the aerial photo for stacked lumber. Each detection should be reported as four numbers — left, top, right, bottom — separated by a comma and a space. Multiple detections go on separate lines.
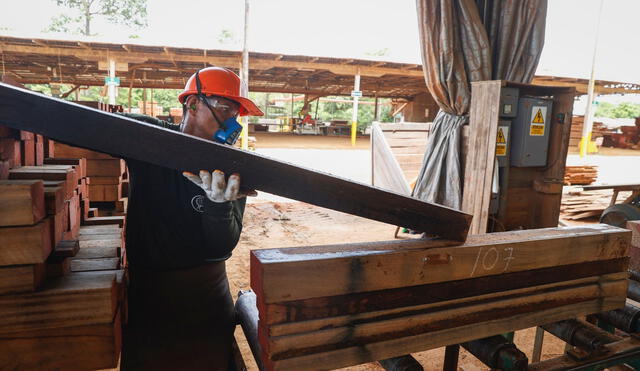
0, 175, 125, 369
563, 165, 598, 185
9, 165, 83, 242
607, 122, 640, 149
569, 116, 612, 149
0, 128, 46, 178
251, 226, 630, 370
560, 189, 612, 220
53, 136, 128, 216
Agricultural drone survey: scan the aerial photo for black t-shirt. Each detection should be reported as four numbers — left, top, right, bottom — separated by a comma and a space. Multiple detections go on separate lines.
121, 113, 246, 271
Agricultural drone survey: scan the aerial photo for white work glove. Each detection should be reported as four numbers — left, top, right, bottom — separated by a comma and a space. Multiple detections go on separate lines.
182, 170, 257, 203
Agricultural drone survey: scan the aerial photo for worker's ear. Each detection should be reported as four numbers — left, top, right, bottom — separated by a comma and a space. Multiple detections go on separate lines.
185, 95, 199, 111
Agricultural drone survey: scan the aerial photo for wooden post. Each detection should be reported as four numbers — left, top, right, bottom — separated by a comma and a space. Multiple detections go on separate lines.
142, 88, 147, 115
128, 70, 135, 113
374, 95, 379, 122
107, 59, 116, 106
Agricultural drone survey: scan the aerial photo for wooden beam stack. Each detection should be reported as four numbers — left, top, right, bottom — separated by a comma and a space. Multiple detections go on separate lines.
0, 128, 46, 178
251, 225, 630, 370
53, 142, 128, 215
564, 165, 598, 185
0, 124, 126, 369
569, 116, 612, 149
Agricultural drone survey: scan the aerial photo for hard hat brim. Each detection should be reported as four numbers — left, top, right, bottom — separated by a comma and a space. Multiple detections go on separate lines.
227, 94, 265, 117
178, 91, 264, 117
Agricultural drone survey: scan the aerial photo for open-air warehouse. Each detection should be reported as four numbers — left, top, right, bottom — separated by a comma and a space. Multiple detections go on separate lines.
1, 1, 640, 370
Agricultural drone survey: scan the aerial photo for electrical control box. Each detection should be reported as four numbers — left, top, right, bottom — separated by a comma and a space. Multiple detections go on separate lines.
509, 97, 553, 167
499, 88, 519, 118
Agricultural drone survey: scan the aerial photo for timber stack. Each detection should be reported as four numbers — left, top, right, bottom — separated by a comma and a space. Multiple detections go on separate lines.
0, 123, 126, 369
53, 141, 129, 218
569, 115, 611, 149
560, 189, 611, 220
563, 165, 598, 185
250, 226, 631, 370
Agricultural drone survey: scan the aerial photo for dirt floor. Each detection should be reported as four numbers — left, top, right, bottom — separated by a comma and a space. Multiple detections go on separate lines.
251, 132, 370, 150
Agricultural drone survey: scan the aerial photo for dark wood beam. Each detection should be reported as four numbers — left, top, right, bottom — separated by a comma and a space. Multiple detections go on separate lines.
0, 83, 472, 241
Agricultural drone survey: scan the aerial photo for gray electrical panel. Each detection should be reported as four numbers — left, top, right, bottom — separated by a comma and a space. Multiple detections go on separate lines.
510, 97, 553, 167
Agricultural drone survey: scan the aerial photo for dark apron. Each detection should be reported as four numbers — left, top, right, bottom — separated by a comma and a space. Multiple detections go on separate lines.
121, 261, 235, 371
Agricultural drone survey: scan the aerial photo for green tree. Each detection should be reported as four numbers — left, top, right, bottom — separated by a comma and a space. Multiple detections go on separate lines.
595, 101, 640, 119
45, 0, 147, 36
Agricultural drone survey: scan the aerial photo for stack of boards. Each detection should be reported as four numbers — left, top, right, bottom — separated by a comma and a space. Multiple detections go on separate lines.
564, 165, 598, 186
0, 124, 126, 369
251, 225, 630, 370
560, 189, 615, 221
54, 142, 129, 216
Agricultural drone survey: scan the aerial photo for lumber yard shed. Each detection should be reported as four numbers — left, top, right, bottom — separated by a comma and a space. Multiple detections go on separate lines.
1, 1, 640, 370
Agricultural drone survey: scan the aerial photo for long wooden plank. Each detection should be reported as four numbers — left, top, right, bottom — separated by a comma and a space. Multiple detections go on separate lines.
250, 224, 630, 304
462, 81, 502, 235
0, 83, 471, 240
262, 276, 627, 359
266, 271, 627, 338
260, 258, 628, 326
265, 290, 625, 370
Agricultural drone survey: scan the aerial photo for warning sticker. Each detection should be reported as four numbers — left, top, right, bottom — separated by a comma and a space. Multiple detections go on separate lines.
495, 126, 509, 156
530, 106, 547, 136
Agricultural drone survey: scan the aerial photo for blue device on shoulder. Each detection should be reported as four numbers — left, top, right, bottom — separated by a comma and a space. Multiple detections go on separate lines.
214, 117, 243, 145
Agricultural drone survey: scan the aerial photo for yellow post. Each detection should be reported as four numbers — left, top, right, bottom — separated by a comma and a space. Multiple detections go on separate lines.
351, 70, 361, 147
351, 120, 357, 146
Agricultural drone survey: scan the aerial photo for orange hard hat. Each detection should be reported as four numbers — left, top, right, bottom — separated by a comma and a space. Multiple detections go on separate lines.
178, 67, 264, 116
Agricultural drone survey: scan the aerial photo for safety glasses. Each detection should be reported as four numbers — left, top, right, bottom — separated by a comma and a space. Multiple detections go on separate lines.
204, 96, 240, 119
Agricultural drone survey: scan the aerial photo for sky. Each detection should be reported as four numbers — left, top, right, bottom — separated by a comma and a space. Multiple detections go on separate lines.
1, 0, 639, 86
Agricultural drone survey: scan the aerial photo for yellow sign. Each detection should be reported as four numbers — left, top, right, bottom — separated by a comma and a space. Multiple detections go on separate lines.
495, 126, 508, 156
530, 106, 547, 136
532, 109, 545, 124
530, 124, 545, 136
496, 128, 506, 143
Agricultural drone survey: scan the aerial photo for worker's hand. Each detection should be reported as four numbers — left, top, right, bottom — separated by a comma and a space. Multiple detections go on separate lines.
182, 170, 257, 202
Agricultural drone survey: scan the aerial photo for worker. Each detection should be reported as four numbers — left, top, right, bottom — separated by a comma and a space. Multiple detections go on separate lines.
119, 67, 263, 371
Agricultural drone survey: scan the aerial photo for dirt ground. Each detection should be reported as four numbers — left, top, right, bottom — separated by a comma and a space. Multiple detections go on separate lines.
251, 132, 370, 150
